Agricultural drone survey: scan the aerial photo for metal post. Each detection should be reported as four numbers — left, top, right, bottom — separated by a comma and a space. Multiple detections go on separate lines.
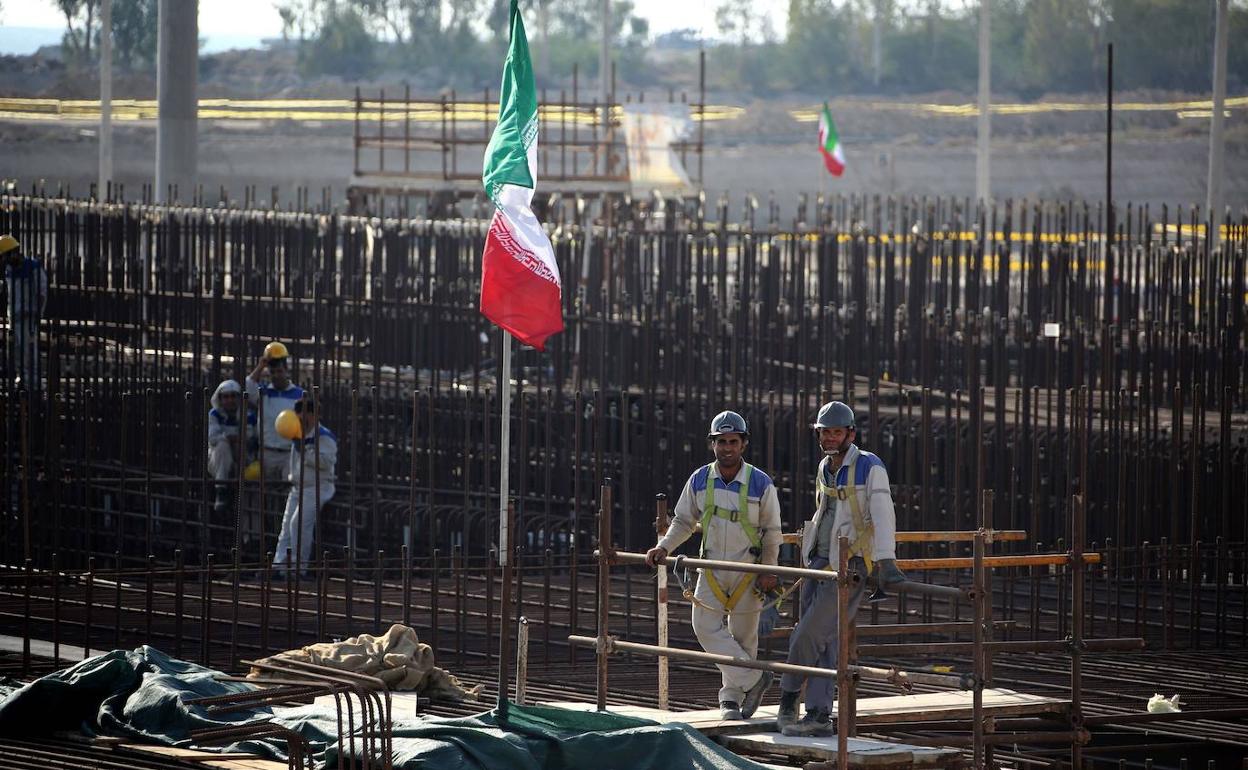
972, 528, 986, 768
499, 334, 512, 565
599, 0, 610, 121
655, 493, 670, 710
99, 0, 113, 197
1106, 43, 1114, 251
1071, 494, 1086, 768
155, 0, 198, 202
596, 481, 613, 711
836, 536, 850, 770
1207, 0, 1228, 248
975, 0, 991, 205
498, 500, 515, 712
515, 616, 529, 705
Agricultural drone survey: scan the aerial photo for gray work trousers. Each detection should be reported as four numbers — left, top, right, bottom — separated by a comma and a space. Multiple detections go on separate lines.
780, 555, 868, 712
9, 315, 39, 390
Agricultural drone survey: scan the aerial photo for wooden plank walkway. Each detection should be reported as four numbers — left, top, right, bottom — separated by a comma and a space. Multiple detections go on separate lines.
543, 687, 1068, 735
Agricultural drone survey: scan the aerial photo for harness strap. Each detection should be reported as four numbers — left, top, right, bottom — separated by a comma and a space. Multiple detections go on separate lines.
842, 457, 876, 575
698, 462, 760, 610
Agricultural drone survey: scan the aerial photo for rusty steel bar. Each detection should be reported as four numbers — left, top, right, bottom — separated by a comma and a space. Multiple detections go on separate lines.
654, 493, 670, 711
596, 481, 612, 711
836, 536, 851, 770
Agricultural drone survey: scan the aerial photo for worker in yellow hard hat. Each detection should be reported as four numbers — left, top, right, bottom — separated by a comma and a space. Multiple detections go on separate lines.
3, 234, 47, 391
245, 340, 304, 482
207, 379, 258, 514
273, 397, 337, 576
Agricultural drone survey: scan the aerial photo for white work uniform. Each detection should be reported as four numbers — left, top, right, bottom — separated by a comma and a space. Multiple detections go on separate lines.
206, 381, 255, 481
657, 461, 782, 705
244, 376, 305, 481
800, 443, 897, 566
273, 425, 336, 569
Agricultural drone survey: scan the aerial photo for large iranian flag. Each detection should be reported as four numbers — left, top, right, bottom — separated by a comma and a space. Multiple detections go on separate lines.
818, 102, 846, 177
478, 0, 563, 351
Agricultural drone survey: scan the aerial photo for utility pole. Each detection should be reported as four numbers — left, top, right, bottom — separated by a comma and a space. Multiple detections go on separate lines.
1207, 0, 1228, 249
156, 0, 198, 203
975, 0, 991, 205
599, 0, 611, 177
99, 0, 113, 200
872, 0, 883, 88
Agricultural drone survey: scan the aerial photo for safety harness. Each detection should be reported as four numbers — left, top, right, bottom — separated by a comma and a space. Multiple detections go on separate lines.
698, 462, 761, 612
816, 454, 876, 575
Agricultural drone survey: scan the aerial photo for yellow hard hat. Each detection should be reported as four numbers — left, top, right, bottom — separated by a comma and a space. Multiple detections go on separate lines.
243, 460, 262, 481
0, 234, 18, 255
275, 409, 303, 440
264, 341, 290, 361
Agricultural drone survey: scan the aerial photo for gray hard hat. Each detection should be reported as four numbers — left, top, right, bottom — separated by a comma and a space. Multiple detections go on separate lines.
812, 401, 855, 430
707, 410, 749, 439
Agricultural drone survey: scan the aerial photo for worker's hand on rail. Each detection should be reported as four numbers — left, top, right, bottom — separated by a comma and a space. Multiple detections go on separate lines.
875, 558, 906, 586
645, 546, 668, 568
755, 573, 778, 592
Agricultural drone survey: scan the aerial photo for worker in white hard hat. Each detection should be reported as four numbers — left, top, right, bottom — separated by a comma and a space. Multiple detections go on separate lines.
206, 379, 257, 514
245, 341, 304, 482
2, 234, 47, 391
776, 401, 906, 737
645, 410, 783, 722
272, 397, 336, 575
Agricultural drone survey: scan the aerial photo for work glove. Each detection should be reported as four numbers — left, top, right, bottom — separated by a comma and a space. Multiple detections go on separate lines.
757, 589, 783, 638
875, 558, 907, 587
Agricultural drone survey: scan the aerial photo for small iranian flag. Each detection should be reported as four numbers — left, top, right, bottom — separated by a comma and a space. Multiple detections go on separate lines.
479, 0, 563, 351
818, 102, 845, 177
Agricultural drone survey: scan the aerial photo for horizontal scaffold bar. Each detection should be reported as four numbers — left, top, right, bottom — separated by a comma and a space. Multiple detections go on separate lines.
567, 635, 975, 690
603, 550, 855, 582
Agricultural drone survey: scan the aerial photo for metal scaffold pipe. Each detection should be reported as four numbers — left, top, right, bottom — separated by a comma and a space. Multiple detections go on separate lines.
567, 635, 974, 691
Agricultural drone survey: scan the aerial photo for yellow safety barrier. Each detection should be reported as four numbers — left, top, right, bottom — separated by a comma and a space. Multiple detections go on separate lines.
790, 95, 1248, 121
0, 97, 744, 124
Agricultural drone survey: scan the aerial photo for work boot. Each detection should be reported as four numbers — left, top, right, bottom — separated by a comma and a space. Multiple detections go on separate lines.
741, 671, 773, 718
776, 689, 800, 731
720, 700, 743, 721
782, 708, 834, 737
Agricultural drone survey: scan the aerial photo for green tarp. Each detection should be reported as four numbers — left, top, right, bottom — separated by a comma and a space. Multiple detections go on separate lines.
0, 646, 772, 770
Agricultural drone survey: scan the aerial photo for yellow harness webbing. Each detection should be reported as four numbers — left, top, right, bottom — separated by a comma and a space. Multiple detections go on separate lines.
819, 456, 876, 574
699, 463, 759, 611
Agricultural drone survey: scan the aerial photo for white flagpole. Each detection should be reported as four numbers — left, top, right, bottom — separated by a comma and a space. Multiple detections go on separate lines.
498, 331, 512, 566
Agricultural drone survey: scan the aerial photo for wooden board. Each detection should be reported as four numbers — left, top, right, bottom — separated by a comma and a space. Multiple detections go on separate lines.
541, 688, 1067, 735
122, 742, 290, 768
719, 733, 963, 769
202, 760, 291, 770
121, 744, 257, 760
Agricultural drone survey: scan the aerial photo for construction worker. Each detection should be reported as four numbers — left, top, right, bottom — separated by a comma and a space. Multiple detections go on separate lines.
645, 410, 783, 721
273, 398, 336, 574
206, 379, 257, 513
776, 401, 906, 737
245, 341, 305, 482
2, 235, 47, 391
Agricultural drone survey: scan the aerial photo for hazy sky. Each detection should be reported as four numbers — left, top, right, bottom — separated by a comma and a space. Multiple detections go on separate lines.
1, 0, 791, 49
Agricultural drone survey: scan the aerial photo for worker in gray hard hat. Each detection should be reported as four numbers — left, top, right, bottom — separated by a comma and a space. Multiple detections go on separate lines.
776, 401, 906, 736
3, 234, 47, 391
645, 410, 783, 722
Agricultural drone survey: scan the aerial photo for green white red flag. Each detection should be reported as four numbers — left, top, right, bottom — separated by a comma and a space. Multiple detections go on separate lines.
479, 0, 563, 351
818, 102, 845, 177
